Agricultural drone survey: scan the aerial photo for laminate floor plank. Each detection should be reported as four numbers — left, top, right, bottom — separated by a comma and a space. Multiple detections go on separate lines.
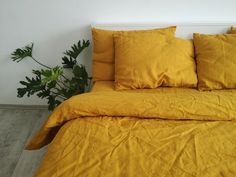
0, 109, 49, 177
11, 111, 49, 177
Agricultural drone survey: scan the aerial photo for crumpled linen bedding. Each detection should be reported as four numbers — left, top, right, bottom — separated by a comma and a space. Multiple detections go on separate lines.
28, 81, 236, 177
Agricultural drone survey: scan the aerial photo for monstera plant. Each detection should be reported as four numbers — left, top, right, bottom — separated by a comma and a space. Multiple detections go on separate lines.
11, 40, 91, 110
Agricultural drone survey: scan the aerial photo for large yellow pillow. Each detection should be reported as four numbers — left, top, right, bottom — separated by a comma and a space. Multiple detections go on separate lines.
193, 33, 236, 90
92, 27, 176, 81
114, 31, 197, 90
92, 28, 115, 81
229, 26, 236, 34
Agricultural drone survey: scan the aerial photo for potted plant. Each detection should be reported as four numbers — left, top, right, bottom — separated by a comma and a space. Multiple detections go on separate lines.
11, 40, 91, 110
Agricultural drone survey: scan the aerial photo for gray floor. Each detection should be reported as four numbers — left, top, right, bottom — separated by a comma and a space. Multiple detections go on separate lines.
0, 108, 49, 177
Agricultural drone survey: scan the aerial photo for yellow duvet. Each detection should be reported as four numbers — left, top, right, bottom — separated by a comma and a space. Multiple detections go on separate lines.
28, 81, 236, 177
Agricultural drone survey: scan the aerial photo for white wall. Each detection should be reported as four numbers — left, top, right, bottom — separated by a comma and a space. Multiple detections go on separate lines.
1, 0, 236, 105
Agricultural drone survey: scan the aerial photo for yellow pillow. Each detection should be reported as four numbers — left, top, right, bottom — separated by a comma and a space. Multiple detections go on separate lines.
229, 26, 236, 34
193, 33, 236, 90
92, 27, 176, 81
114, 31, 197, 90
92, 28, 115, 81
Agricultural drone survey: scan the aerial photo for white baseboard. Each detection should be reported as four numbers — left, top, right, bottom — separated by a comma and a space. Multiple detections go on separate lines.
0, 104, 48, 110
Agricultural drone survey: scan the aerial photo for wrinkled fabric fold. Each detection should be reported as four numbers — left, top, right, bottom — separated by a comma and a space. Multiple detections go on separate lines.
26, 87, 236, 150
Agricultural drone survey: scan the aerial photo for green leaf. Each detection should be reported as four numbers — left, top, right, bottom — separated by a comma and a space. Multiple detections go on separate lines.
47, 95, 61, 111
32, 70, 42, 77
73, 65, 83, 77
37, 89, 50, 99
73, 64, 87, 78
62, 56, 76, 68
11, 43, 34, 62
17, 72, 44, 98
47, 80, 57, 89
41, 66, 63, 85
17, 88, 28, 98
19, 81, 28, 86
63, 40, 90, 59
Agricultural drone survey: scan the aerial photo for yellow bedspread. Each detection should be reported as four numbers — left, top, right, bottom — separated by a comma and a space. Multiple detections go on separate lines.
28, 81, 236, 177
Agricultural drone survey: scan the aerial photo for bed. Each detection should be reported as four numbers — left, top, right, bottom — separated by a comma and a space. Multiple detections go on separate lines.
27, 24, 236, 177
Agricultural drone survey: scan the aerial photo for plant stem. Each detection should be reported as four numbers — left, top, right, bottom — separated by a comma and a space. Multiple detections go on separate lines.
87, 78, 92, 92
58, 79, 69, 88
56, 82, 64, 89
61, 74, 70, 81
31, 56, 51, 69
50, 91, 67, 100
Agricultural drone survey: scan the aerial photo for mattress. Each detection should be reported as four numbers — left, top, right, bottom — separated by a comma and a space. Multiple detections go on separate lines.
28, 81, 236, 177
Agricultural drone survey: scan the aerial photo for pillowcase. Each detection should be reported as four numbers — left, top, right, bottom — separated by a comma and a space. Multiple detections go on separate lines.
114, 31, 197, 90
193, 33, 236, 90
92, 26, 176, 81
92, 28, 115, 81
229, 26, 236, 34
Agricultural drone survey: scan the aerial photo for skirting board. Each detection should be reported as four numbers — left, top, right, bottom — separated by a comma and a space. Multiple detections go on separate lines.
0, 104, 48, 110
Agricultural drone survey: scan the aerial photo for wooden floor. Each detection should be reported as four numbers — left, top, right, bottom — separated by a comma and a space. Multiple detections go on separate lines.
0, 108, 49, 177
